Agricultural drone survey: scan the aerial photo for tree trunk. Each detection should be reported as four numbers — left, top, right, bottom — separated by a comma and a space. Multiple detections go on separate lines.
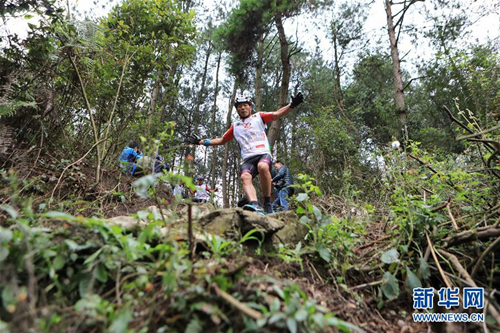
191, 45, 212, 156
255, 33, 264, 110
210, 52, 222, 190
332, 24, 360, 142
267, 12, 291, 150
222, 83, 237, 208
385, 0, 408, 143
160, 63, 179, 123
332, 27, 345, 113
146, 70, 163, 136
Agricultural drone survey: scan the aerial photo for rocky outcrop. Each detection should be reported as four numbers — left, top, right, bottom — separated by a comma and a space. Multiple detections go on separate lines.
198, 208, 285, 240
105, 206, 289, 244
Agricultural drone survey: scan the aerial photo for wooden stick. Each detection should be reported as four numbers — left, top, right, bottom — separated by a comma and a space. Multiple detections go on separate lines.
446, 201, 459, 231
214, 285, 262, 320
349, 280, 383, 291
437, 249, 500, 326
188, 203, 194, 260
484, 289, 497, 333
470, 235, 500, 279
358, 235, 391, 250
431, 202, 448, 213
443, 227, 500, 247
308, 260, 324, 284
49, 138, 107, 205
457, 124, 500, 141
425, 231, 453, 288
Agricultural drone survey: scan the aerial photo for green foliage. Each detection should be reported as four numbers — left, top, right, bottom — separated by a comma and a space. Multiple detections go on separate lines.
252, 283, 361, 333
0, 200, 362, 332
373, 134, 499, 301
289, 174, 363, 272
203, 229, 264, 259
214, 0, 271, 80
344, 52, 398, 145
0, 100, 36, 118
412, 45, 499, 152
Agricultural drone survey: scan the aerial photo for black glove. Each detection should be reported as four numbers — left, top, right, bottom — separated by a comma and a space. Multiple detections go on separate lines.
290, 92, 304, 108
185, 133, 201, 145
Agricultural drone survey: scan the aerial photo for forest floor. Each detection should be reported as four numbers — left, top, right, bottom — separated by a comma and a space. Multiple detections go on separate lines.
0, 149, 432, 333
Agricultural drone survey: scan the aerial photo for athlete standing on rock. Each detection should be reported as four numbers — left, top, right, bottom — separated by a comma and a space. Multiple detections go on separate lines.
187, 93, 303, 214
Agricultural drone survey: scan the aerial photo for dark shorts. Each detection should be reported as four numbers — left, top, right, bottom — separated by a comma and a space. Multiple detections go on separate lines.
240, 154, 272, 178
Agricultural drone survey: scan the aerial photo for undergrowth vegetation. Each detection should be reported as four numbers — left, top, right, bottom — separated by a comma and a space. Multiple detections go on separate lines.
0, 177, 361, 333
1, 107, 499, 331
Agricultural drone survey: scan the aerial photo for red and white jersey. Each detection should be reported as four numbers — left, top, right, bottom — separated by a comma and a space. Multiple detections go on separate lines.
222, 112, 274, 160
194, 184, 210, 200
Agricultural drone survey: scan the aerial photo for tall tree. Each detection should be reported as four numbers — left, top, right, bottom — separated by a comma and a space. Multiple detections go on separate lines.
330, 1, 368, 141
217, 0, 330, 149
222, 83, 237, 208
384, 0, 423, 144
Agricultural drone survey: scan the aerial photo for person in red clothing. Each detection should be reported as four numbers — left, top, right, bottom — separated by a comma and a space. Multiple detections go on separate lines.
194, 93, 303, 214
192, 176, 216, 203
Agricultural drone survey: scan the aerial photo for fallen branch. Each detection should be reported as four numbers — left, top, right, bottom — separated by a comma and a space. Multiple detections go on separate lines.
188, 203, 194, 260
431, 201, 448, 213
425, 231, 453, 289
470, 235, 500, 279
437, 249, 500, 327
358, 235, 391, 250
442, 105, 496, 152
349, 280, 383, 291
307, 260, 324, 284
446, 201, 459, 231
442, 227, 500, 247
225, 260, 251, 278
213, 285, 262, 320
49, 138, 107, 206
456, 124, 500, 141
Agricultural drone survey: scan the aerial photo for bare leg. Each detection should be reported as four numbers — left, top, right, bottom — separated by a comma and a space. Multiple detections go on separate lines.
257, 162, 272, 197
241, 172, 257, 202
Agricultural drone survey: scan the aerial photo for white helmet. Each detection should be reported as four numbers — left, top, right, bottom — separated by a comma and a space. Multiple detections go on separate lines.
234, 95, 253, 107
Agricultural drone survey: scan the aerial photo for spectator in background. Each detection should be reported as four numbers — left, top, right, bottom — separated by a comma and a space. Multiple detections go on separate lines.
192, 176, 216, 203
272, 160, 294, 211
118, 141, 144, 176
173, 180, 187, 200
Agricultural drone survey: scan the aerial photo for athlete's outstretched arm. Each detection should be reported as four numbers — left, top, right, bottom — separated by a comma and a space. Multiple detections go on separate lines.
198, 125, 234, 146
197, 137, 228, 146
270, 92, 304, 121
271, 104, 293, 121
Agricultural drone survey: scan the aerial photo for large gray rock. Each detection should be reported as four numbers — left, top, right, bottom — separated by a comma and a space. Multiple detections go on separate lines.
106, 207, 292, 246
198, 208, 285, 240
178, 203, 213, 221
106, 215, 145, 229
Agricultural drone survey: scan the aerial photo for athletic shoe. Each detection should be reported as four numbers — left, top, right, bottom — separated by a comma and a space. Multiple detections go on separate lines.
243, 204, 265, 215
264, 203, 274, 214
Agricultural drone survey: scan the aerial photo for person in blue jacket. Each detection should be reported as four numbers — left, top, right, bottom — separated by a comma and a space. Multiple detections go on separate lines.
152, 153, 170, 174
272, 160, 294, 211
118, 141, 144, 176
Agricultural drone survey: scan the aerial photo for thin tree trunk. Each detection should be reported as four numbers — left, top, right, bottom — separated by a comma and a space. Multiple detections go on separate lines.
255, 33, 264, 110
291, 115, 297, 161
232, 151, 238, 206
69, 54, 102, 183
385, 0, 408, 143
101, 52, 131, 174
160, 63, 179, 123
332, 27, 344, 112
191, 45, 212, 156
229, 151, 234, 206
222, 83, 237, 208
210, 52, 222, 190
146, 70, 163, 136
332, 25, 360, 142
267, 12, 291, 150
